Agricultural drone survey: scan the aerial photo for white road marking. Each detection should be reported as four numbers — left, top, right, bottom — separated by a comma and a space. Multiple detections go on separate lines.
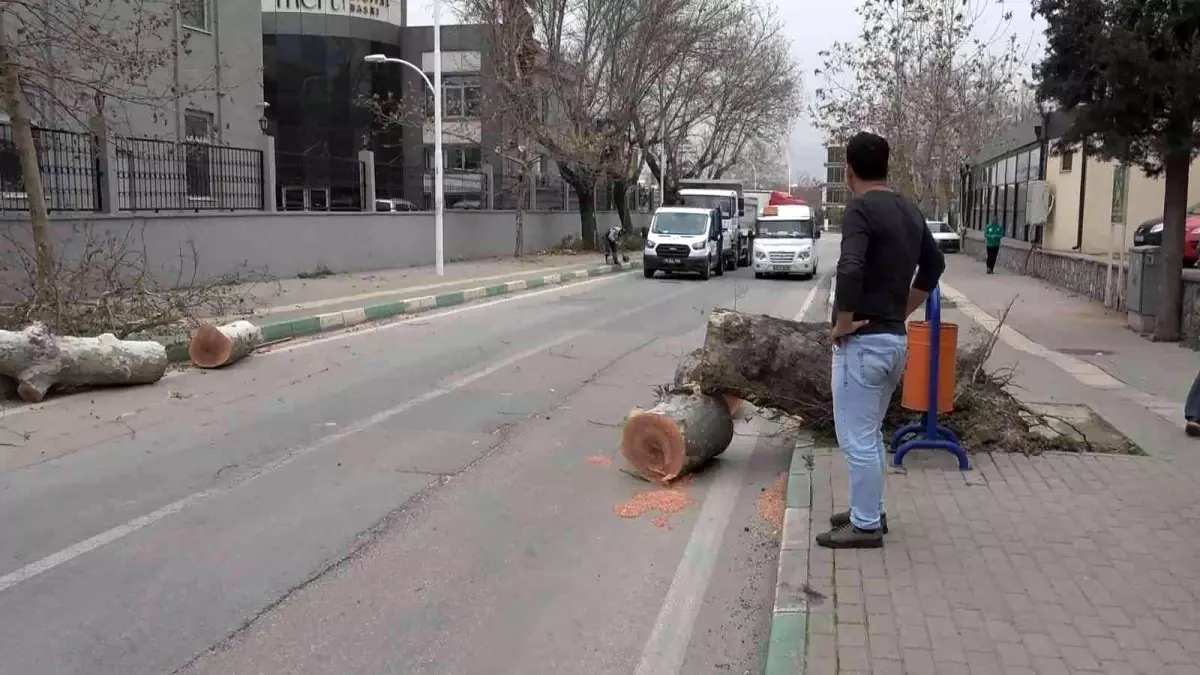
633, 422, 757, 675
940, 282, 1184, 425
265, 272, 628, 355
793, 271, 833, 322
0, 280, 690, 596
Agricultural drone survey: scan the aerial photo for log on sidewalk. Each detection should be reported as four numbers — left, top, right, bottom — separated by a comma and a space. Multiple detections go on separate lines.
0, 322, 168, 403
693, 308, 836, 429
620, 391, 736, 484
189, 320, 264, 368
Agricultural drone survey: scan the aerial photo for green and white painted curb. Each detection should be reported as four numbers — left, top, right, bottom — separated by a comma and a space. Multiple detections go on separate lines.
163, 260, 642, 362
764, 432, 816, 675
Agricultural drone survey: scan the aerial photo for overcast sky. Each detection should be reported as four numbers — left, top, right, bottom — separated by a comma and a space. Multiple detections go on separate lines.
406, 0, 1046, 181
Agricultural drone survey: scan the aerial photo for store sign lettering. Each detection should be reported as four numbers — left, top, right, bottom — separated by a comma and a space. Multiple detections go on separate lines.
275, 0, 390, 18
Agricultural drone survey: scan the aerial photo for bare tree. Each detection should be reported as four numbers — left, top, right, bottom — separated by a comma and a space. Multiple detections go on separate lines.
813, 0, 1030, 214
636, 1, 803, 201
0, 0, 219, 295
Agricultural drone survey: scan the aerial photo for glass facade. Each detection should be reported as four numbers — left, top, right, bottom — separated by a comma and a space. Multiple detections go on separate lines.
964, 143, 1043, 242
263, 30, 408, 209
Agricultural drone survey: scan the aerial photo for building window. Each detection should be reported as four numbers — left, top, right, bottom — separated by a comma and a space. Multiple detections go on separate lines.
825, 146, 845, 165
426, 77, 482, 119
180, 0, 210, 31
824, 185, 851, 206
826, 166, 845, 184
1060, 149, 1074, 173
184, 109, 213, 199
425, 146, 482, 171
0, 129, 24, 196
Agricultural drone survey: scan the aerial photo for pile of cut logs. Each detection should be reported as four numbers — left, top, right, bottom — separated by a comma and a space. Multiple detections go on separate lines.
621, 308, 833, 484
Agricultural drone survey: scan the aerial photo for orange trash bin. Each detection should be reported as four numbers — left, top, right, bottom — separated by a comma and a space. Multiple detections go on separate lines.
901, 320, 959, 413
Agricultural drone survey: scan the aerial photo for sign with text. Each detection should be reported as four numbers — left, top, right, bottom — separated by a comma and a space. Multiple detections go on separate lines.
1111, 163, 1129, 226
266, 0, 403, 26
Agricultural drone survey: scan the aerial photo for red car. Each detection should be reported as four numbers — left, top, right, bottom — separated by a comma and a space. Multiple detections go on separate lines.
1132, 204, 1200, 266
1188, 214, 1200, 266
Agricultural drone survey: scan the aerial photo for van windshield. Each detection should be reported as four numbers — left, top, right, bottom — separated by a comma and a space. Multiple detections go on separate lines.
757, 219, 814, 238
680, 194, 733, 217
652, 212, 710, 235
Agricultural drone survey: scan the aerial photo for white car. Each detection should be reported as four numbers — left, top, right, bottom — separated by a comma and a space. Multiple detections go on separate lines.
752, 204, 820, 279
927, 220, 961, 253
643, 207, 725, 280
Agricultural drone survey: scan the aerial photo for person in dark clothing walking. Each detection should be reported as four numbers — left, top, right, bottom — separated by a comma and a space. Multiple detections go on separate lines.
984, 219, 1003, 274
1186, 370, 1200, 437
818, 132, 946, 550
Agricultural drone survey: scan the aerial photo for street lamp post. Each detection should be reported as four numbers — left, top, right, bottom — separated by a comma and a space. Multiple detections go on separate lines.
433, 2, 444, 276
364, 30, 444, 274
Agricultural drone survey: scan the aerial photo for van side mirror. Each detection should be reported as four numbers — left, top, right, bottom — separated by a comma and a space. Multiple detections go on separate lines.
737, 197, 745, 217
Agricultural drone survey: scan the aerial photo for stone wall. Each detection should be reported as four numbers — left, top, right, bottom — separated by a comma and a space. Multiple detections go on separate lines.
963, 231, 1124, 309
965, 231, 1200, 349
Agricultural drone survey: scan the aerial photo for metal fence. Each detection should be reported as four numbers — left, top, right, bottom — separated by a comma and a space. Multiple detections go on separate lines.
0, 124, 100, 212
276, 152, 364, 212
0, 124, 265, 213
116, 137, 264, 211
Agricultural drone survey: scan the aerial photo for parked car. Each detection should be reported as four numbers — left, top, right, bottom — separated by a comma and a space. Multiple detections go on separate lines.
449, 198, 483, 210
375, 198, 421, 212
1132, 203, 1200, 265
926, 220, 961, 253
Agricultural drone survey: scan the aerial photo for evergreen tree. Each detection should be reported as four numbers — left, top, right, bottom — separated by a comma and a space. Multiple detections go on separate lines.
1034, 0, 1200, 340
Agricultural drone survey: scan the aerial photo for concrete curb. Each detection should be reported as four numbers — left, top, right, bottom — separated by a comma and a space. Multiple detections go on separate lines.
763, 431, 816, 675
162, 260, 642, 362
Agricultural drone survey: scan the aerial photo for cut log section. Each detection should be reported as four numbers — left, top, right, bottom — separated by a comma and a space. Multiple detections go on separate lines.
620, 391, 736, 484
0, 322, 168, 403
694, 308, 832, 427
189, 321, 264, 368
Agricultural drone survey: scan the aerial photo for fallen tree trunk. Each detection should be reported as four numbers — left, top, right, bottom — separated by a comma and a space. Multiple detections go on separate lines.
694, 308, 835, 428
0, 322, 168, 403
189, 320, 263, 368
620, 391, 735, 484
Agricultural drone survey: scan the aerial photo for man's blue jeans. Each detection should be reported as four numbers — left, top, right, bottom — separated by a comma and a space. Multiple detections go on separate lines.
832, 332, 908, 530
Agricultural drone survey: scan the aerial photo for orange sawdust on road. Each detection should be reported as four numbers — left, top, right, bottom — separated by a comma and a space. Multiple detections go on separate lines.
614, 487, 691, 524
586, 455, 613, 466
756, 473, 787, 537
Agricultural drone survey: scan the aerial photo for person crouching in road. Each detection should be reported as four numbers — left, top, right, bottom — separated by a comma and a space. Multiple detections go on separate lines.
984, 219, 1003, 274
819, 132, 946, 550
604, 224, 627, 265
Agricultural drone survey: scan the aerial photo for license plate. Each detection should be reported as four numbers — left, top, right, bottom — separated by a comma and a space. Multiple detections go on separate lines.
1134, 235, 1144, 245
662, 258, 682, 265
772, 265, 791, 272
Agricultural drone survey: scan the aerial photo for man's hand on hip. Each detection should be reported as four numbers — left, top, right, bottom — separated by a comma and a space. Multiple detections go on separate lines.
831, 312, 870, 346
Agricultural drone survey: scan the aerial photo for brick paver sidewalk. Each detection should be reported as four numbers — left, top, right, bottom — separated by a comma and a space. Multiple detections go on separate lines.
806, 445, 1200, 675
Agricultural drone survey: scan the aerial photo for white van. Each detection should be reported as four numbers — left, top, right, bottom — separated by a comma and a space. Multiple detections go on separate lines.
752, 204, 820, 279
643, 207, 724, 280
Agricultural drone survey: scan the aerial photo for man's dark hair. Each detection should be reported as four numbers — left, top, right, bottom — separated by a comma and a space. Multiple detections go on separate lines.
846, 132, 889, 182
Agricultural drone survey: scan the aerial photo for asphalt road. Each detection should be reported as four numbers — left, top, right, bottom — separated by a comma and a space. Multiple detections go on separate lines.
0, 236, 839, 675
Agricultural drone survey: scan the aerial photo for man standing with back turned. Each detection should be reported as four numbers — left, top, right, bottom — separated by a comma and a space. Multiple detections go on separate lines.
817, 132, 946, 549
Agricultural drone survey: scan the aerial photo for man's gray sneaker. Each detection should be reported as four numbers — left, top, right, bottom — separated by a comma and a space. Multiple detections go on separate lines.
830, 510, 888, 534
816, 524, 884, 549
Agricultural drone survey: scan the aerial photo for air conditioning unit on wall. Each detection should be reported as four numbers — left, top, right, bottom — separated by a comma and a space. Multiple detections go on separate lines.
1026, 180, 1056, 226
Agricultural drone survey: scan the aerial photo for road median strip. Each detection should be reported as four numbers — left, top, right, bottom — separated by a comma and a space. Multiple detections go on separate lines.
161, 260, 642, 362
